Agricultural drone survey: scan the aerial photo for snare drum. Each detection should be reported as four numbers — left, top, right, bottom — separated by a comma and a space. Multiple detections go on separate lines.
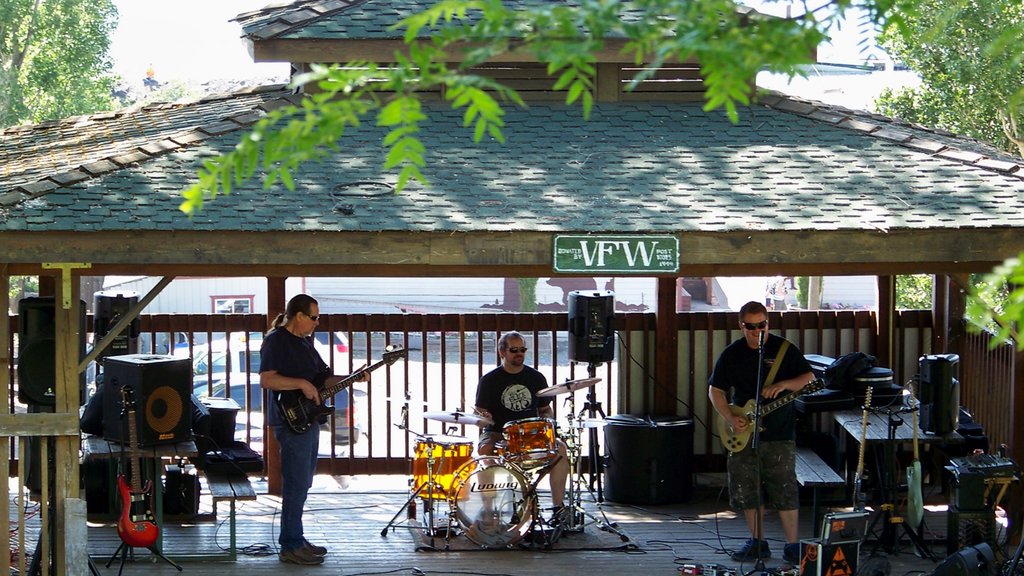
450, 456, 536, 548
412, 435, 473, 500
502, 417, 557, 468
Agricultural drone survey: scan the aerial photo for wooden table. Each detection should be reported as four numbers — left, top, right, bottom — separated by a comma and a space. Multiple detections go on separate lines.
81, 435, 196, 556
832, 408, 961, 557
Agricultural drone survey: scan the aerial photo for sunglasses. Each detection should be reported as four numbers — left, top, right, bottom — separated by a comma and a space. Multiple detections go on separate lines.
742, 321, 767, 330
506, 347, 528, 354
304, 312, 320, 321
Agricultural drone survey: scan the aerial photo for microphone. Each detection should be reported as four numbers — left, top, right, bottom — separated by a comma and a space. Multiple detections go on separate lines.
758, 329, 765, 352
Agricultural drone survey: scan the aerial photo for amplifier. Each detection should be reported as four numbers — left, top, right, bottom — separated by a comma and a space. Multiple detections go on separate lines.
949, 453, 1016, 478
820, 510, 868, 545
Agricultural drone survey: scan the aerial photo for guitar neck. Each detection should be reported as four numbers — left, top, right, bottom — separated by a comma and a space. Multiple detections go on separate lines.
125, 401, 144, 494
758, 378, 823, 418
316, 357, 388, 401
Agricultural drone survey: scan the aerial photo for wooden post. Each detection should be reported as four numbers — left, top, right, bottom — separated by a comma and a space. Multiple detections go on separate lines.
265, 277, 287, 496
876, 276, 895, 368
1, 268, 10, 576
653, 277, 678, 415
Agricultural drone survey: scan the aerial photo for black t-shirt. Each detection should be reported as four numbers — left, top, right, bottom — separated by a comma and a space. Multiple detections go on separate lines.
475, 365, 551, 434
707, 333, 811, 441
258, 327, 328, 427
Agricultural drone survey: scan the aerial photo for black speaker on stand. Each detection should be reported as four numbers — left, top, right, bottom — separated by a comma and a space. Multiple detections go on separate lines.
93, 291, 140, 359
567, 290, 615, 501
919, 354, 960, 436
16, 296, 87, 406
568, 290, 615, 364
102, 354, 192, 446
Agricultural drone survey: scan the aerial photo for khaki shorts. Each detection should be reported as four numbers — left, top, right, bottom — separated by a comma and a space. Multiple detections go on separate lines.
726, 440, 799, 511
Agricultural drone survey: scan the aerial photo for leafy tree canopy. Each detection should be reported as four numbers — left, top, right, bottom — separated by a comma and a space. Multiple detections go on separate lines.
876, 0, 1024, 155
0, 0, 118, 126
179, 0, 922, 214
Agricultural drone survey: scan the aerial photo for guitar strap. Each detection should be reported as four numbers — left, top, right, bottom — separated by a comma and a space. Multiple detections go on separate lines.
762, 340, 790, 389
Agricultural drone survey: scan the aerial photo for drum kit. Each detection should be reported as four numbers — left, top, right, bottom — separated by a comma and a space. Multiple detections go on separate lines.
381, 376, 626, 549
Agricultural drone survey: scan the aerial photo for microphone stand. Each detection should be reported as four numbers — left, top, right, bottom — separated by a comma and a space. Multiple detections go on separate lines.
745, 330, 768, 576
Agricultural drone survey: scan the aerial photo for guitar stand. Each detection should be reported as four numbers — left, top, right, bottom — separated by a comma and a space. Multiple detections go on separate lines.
864, 408, 935, 560
105, 542, 182, 576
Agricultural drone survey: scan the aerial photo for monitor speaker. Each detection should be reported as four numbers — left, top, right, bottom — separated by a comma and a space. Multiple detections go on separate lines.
568, 290, 615, 364
93, 291, 140, 359
919, 354, 960, 436
932, 543, 996, 576
16, 297, 86, 406
102, 354, 192, 446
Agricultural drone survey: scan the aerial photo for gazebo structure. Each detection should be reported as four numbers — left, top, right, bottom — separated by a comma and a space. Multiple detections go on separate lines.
2, 0, 1024, 572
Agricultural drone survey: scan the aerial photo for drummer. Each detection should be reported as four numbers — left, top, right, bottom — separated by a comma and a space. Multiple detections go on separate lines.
474, 331, 570, 523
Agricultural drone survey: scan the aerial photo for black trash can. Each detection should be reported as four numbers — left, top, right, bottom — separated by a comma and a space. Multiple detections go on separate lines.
603, 415, 694, 504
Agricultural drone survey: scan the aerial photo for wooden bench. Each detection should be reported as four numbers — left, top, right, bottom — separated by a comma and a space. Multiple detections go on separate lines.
204, 471, 257, 561
795, 447, 845, 535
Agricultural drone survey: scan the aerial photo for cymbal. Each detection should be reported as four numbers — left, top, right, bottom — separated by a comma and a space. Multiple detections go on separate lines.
535, 377, 601, 398
423, 410, 493, 427
420, 434, 471, 446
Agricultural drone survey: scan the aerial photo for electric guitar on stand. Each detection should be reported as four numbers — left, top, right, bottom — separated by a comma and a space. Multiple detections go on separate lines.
277, 345, 407, 433
718, 379, 825, 453
853, 387, 873, 510
115, 386, 159, 549
906, 384, 924, 529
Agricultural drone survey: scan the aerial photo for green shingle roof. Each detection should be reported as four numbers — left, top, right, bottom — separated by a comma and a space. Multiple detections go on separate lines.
3, 87, 1022, 235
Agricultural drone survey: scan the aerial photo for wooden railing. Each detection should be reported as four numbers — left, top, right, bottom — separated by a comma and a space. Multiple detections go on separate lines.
9, 309, 1014, 477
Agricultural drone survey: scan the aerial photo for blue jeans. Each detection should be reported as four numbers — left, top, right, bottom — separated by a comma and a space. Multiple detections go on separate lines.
274, 424, 319, 552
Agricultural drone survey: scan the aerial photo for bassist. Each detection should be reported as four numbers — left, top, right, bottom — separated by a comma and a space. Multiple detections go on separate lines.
708, 301, 814, 566
259, 294, 369, 566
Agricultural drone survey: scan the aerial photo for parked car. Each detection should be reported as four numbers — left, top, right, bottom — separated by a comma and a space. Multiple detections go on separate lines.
191, 339, 362, 447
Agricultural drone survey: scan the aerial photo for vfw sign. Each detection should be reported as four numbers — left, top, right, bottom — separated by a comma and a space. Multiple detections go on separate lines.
553, 235, 679, 273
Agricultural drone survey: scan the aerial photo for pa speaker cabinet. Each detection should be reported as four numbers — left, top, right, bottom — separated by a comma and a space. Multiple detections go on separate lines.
102, 354, 191, 446
919, 354, 960, 435
799, 539, 860, 576
16, 296, 86, 406
93, 291, 140, 358
567, 290, 615, 364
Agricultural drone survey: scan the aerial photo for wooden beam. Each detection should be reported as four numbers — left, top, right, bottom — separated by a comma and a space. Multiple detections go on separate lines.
265, 277, 287, 497
0, 413, 81, 437
2, 229, 1021, 275
877, 276, 895, 368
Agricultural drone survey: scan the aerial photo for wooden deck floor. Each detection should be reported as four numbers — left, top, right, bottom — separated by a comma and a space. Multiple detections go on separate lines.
81, 473, 965, 576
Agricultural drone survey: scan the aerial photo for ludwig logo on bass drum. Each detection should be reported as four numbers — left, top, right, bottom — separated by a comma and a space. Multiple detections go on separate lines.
471, 480, 519, 492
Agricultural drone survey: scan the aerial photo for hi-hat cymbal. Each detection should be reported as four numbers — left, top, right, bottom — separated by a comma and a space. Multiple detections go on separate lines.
535, 377, 601, 398
423, 410, 493, 427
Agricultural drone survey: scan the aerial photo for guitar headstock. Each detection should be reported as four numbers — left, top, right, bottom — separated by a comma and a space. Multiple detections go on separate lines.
382, 345, 408, 365
804, 378, 825, 395
120, 385, 136, 412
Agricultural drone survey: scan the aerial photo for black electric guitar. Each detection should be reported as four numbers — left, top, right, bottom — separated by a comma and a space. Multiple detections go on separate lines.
277, 345, 407, 433
116, 386, 159, 549
718, 378, 825, 453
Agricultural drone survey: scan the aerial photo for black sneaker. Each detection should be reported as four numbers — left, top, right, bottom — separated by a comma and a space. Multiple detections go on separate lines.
548, 505, 569, 527
783, 543, 801, 565
731, 538, 771, 562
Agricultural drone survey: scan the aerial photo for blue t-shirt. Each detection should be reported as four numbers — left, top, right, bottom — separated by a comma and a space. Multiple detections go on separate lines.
258, 327, 328, 427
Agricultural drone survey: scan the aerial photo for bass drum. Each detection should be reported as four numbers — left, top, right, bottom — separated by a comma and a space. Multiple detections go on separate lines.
450, 457, 535, 548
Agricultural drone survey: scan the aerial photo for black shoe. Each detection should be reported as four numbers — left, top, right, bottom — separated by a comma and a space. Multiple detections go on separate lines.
783, 542, 801, 565
731, 538, 771, 562
548, 505, 569, 527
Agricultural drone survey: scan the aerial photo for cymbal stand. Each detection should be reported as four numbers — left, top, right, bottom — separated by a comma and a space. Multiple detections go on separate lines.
561, 389, 629, 542
581, 362, 607, 501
